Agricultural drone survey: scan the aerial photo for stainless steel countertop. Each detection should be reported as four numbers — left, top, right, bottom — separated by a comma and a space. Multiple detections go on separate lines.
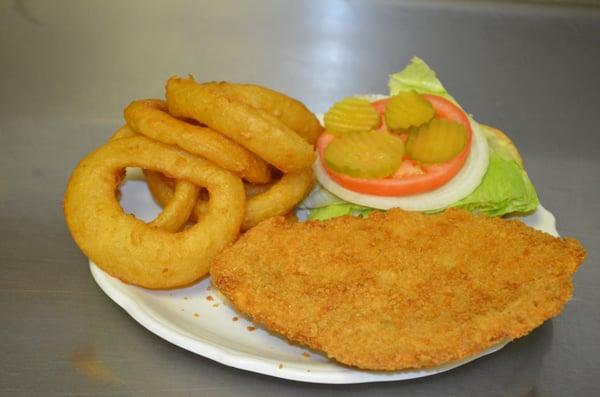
1, 0, 599, 395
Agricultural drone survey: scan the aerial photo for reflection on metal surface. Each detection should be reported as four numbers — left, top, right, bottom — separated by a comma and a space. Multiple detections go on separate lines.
70, 343, 122, 384
309, 0, 354, 94
11, 0, 43, 25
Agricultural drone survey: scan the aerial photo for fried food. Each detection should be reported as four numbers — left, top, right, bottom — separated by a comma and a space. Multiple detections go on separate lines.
241, 169, 314, 230
143, 170, 200, 232
110, 126, 200, 233
195, 168, 314, 230
65, 135, 245, 289
211, 209, 586, 370
66, 76, 318, 290
151, 76, 318, 230
124, 99, 271, 183
193, 81, 323, 144
109, 124, 138, 140
166, 76, 315, 173
149, 168, 314, 231
145, 169, 180, 207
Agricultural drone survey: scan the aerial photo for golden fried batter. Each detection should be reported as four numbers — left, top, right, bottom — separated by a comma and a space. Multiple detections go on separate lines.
211, 209, 586, 370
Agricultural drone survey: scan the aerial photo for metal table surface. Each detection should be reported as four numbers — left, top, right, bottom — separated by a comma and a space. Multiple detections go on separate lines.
1, 0, 599, 396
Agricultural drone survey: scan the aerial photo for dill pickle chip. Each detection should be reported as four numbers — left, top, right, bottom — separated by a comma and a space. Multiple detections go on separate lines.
406, 119, 467, 164
385, 91, 435, 131
324, 97, 381, 135
323, 130, 405, 179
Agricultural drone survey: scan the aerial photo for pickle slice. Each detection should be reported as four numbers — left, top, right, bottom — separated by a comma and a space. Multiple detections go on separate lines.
323, 130, 405, 179
406, 119, 467, 164
324, 97, 381, 135
385, 91, 435, 131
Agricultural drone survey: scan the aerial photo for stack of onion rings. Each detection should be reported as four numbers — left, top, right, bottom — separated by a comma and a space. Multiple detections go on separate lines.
163, 76, 319, 230
64, 76, 320, 289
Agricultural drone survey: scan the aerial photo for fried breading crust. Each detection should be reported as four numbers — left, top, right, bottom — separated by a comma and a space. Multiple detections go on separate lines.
211, 209, 586, 370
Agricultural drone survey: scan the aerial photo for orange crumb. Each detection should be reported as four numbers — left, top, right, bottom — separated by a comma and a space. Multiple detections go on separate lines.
206, 295, 214, 301
247, 326, 256, 332
232, 317, 239, 322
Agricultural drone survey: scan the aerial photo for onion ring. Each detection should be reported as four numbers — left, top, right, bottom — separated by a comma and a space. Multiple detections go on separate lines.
243, 181, 273, 198
143, 170, 200, 232
240, 169, 314, 230
109, 124, 138, 140
144, 169, 180, 207
145, 171, 263, 220
148, 168, 314, 231
166, 76, 315, 173
193, 169, 314, 230
124, 99, 271, 184
194, 82, 323, 144
64, 135, 245, 289
109, 126, 200, 233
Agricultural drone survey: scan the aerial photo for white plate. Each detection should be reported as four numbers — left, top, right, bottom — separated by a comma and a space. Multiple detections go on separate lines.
89, 172, 559, 384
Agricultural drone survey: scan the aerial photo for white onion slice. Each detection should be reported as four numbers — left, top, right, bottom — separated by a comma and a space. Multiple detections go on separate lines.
297, 185, 344, 209
314, 118, 489, 211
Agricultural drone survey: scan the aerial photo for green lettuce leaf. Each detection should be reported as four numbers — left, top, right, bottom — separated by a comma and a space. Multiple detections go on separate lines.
388, 56, 456, 102
388, 57, 538, 216
449, 132, 539, 216
308, 203, 375, 221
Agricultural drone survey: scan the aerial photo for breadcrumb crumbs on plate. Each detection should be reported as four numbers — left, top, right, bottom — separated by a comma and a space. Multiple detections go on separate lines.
232, 316, 239, 321
302, 352, 311, 358
278, 364, 283, 369
206, 295, 214, 301
212, 303, 220, 308
247, 326, 256, 332
193, 313, 199, 318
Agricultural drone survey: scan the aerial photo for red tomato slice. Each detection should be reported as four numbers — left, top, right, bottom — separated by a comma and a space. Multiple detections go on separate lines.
372, 98, 388, 131
318, 94, 472, 196
371, 98, 388, 114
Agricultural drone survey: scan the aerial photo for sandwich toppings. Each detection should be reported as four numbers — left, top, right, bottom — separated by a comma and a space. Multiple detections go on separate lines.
385, 90, 435, 130
323, 130, 405, 179
318, 93, 473, 197
324, 97, 381, 135
305, 57, 538, 218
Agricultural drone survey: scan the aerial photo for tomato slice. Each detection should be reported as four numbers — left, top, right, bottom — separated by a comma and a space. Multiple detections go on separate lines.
372, 98, 388, 131
318, 95, 472, 196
